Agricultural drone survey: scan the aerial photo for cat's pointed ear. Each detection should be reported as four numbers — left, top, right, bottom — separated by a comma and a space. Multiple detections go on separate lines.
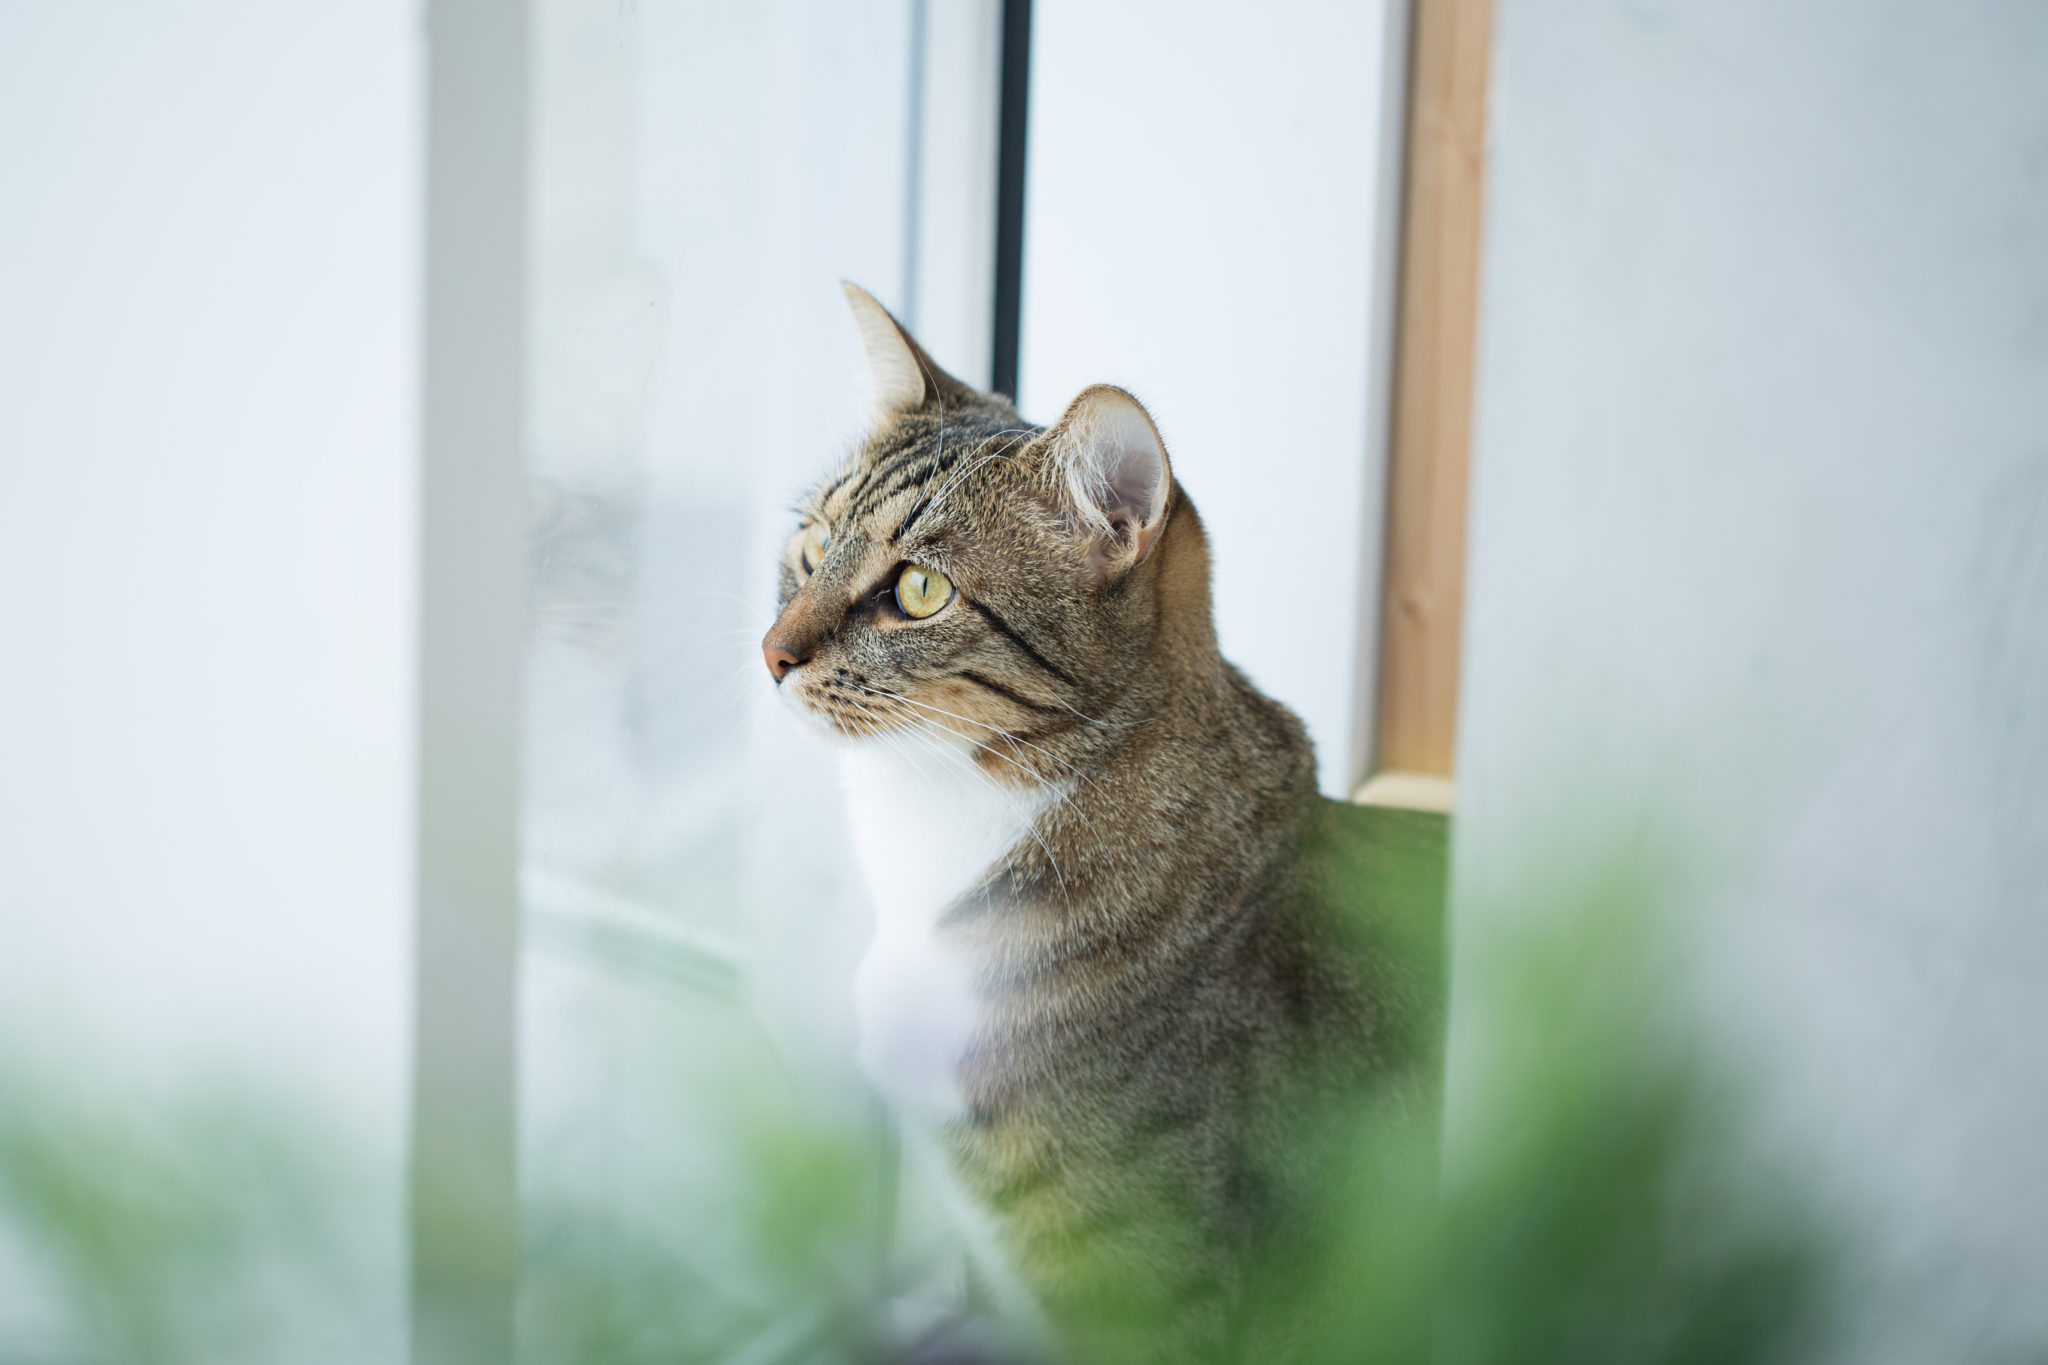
1040, 385, 1174, 574
842, 282, 977, 420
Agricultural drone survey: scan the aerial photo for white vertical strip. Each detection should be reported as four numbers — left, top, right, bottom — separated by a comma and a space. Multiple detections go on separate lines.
411, 0, 528, 1359
909, 0, 1003, 387
1345, 0, 1416, 792
902, 0, 931, 331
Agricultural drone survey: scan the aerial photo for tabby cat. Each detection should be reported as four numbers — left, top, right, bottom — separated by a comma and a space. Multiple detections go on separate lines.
763, 286, 1445, 1363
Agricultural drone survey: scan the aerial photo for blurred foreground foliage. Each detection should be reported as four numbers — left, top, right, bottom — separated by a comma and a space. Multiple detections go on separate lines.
1428, 864, 1836, 1365
0, 843, 1842, 1363
0, 1069, 388, 1363
521, 1116, 890, 1365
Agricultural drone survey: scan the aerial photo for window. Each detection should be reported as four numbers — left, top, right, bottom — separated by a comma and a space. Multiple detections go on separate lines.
409, 0, 1461, 1352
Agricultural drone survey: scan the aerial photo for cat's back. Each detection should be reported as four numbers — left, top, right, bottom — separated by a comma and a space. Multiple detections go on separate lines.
1235, 797, 1448, 1130
1160, 665, 1447, 1087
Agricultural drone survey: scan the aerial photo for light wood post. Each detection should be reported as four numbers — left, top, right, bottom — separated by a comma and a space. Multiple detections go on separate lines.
1366, 0, 1493, 803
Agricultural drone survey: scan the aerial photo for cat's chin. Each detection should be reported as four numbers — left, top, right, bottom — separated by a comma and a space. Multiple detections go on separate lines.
777, 697, 857, 746
774, 683, 909, 749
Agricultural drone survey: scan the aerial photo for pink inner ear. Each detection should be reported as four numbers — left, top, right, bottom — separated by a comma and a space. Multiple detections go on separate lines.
1084, 493, 1167, 573
1098, 444, 1168, 563
1103, 473, 1158, 531
1055, 387, 1171, 557
1096, 429, 1165, 532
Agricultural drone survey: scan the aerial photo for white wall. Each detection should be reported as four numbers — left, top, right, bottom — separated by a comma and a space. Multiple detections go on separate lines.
0, 0, 419, 1347
1453, 3, 2048, 1357
1019, 0, 1411, 797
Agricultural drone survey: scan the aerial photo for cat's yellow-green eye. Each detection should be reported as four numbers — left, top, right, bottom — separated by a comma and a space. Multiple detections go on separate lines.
894, 564, 953, 619
799, 522, 829, 573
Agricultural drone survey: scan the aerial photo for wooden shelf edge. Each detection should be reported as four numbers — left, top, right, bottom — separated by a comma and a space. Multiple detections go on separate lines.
1352, 769, 1456, 815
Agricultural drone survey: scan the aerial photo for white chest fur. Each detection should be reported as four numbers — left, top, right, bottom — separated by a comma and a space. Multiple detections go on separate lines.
840, 733, 1058, 1122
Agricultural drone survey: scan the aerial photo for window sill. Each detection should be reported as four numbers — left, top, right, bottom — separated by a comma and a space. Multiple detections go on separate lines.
1352, 770, 1455, 815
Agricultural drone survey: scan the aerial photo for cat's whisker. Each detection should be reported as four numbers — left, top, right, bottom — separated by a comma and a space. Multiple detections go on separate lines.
679, 588, 766, 610
921, 443, 1027, 524
848, 689, 1117, 849
866, 687, 1045, 788
891, 717, 997, 803
833, 685, 920, 742
842, 681, 1067, 780
705, 633, 776, 663
824, 685, 889, 733
710, 650, 778, 707
1047, 693, 1138, 729
886, 715, 952, 777
845, 681, 1114, 806
995, 678, 1140, 730
911, 426, 1034, 526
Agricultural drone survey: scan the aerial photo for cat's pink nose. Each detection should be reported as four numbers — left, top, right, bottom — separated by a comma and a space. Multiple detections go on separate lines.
763, 642, 802, 682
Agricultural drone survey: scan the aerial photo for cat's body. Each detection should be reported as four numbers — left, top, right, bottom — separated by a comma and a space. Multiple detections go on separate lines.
767, 287, 1444, 1362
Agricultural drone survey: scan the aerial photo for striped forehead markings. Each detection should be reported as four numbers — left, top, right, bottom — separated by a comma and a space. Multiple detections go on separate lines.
814, 420, 1039, 542
834, 441, 969, 529
853, 448, 942, 515
866, 445, 976, 531
814, 461, 864, 516
893, 424, 1045, 540
821, 440, 926, 520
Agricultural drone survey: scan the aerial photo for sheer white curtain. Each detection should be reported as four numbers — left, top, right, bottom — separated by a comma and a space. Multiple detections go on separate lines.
0, 3, 420, 1357
516, 0, 1003, 1342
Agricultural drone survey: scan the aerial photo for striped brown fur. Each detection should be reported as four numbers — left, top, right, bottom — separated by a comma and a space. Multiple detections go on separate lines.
764, 288, 1444, 1362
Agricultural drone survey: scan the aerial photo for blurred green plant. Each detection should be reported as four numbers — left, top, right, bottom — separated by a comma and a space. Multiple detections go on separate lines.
520, 1113, 890, 1365
0, 1065, 388, 1363
0, 837, 1846, 1364
1427, 858, 1838, 1365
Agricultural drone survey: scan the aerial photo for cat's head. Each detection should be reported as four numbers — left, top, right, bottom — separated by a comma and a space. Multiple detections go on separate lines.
762, 284, 1209, 781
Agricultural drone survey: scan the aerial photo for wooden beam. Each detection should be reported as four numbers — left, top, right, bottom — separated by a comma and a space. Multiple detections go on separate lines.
1374, 0, 1493, 779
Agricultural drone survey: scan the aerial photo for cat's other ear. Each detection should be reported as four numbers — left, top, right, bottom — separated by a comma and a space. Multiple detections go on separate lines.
1040, 385, 1174, 575
842, 282, 978, 421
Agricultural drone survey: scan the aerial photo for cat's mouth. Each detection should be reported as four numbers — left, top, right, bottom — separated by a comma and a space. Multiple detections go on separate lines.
780, 671, 1057, 794
780, 673, 904, 742
780, 670, 1003, 758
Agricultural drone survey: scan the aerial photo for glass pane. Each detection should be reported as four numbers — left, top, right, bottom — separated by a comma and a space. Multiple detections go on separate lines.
515, 2, 996, 1359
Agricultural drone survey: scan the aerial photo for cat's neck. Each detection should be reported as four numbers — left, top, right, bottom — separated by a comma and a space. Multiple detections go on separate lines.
840, 730, 1066, 1123
839, 731, 1066, 929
